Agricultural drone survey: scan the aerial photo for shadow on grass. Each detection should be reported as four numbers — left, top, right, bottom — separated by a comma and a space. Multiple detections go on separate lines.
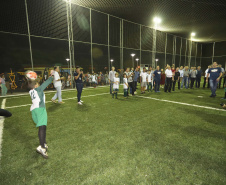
183, 108, 226, 127
77, 104, 90, 111
47, 104, 62, 112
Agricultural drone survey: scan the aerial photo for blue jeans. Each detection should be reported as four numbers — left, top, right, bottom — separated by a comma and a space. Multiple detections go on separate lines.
52, 86, 62, 102
154, 79, 160, 92
76, 83, 83, 102
209, 79, 218, 96
183, 77, 188, 89
180, 77, 184, 88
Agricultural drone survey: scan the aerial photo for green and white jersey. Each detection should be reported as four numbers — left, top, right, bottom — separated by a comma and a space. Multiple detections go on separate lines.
29, 77, 53, 111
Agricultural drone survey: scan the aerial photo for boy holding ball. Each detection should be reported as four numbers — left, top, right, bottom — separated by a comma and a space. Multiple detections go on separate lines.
27, 71, 54, 159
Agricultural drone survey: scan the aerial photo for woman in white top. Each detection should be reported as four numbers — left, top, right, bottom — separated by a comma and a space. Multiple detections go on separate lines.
165, 66, 173, 93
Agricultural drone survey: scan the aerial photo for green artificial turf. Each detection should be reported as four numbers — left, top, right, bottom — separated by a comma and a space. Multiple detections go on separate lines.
0, 85, 226, 184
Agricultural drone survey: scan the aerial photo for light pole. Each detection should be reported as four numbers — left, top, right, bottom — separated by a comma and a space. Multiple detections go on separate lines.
153, 17, 161, 68
66, 58, 70, 74
155, 58, 159, 68
131, 53, 135, 68
110, 59, 114, 68
136, 58, 139, 67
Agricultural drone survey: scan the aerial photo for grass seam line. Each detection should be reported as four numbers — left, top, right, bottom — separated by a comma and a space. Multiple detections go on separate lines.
0, 85, 109, 99
137, 95, 226, 112
0, 98, 6, 161
6, 93, 109, 109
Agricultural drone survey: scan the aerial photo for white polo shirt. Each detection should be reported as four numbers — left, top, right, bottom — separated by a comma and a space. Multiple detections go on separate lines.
179, 69, 184, 77
53, 71, 62, 88
147, 74, 152, 82
165, 69, 173, 78
140, 72, 147, 82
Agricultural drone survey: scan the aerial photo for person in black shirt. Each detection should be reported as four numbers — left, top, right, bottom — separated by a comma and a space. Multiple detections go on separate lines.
74, 66, 84, 105
172, 67, 180, 91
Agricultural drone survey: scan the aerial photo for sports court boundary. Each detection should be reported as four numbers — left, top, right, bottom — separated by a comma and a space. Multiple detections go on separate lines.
0, 85, 109, 99
6, 93, 109, 109
0, 99, 6, 160
136, 95, 226, 112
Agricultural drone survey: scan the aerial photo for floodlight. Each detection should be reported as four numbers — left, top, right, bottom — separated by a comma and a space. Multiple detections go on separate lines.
136, 58, 139, 61
191, 32, 196, 37
153, 17, 162, 24
155, 59, 159, 62
110, 59, 114, 62
131, 54, 135, 57
66, 58, 70, 61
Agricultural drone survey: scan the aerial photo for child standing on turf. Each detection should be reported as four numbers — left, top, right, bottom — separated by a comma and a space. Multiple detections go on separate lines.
112, 72, 120, 99
28, 75, 53, 159
91, 73, 97, 88
123, 73, 129, 98
147, 70, 152, 92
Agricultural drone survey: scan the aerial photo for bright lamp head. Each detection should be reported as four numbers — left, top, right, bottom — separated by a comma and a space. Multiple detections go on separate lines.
153, 17, 162, 24
191, 32, 196, 37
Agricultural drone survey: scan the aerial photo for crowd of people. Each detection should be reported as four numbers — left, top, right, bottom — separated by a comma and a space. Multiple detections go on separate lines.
109, 62, 226, 99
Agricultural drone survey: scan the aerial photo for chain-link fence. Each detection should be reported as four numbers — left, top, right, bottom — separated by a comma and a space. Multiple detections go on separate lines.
0, 0, 226, 75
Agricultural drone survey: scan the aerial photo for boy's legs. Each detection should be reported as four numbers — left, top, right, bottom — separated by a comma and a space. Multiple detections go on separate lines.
112, 90, 115, 98
115, 89, 118, 98
38, 125, 46, 148
76, 83, 82, 102
124, 89, 127, 97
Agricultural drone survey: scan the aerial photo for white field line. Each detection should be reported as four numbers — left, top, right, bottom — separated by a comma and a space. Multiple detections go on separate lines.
136, 95, 226, 112
6, 93, 110, 109
0, 85, 109, 99
0, 99, 6, 160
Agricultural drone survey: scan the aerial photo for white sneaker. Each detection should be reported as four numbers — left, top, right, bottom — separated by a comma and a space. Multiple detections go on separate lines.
36, 145, 48, 159
44, 143, 48, 149
78, 102, 83, 105
80, 100, 84, 103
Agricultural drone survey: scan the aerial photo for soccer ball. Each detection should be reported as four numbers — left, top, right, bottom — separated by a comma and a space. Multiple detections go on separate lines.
25, 71, 38, 80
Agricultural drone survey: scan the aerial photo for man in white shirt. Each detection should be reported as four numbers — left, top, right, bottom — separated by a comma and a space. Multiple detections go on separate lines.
179, 66, 184, 89
109, 67, 116, 94
203, 65, 210, 88
51, 66, 64, 104
165, 66, 173, 93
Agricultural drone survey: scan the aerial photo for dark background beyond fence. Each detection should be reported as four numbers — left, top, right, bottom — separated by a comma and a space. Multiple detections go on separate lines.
0, 0, 225, 74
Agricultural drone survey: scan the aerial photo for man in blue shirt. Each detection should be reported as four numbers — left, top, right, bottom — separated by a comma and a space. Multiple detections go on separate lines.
196, 66, 202, 88
153, 66, 161, 92
74, 66, 84, 105
206, 62, 222, 97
